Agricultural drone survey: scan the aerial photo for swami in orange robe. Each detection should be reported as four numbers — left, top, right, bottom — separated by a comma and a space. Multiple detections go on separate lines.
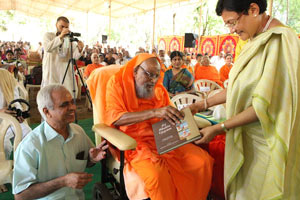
84, 63, 103, 79
84, 53, 104, 79
194, 55, 222, 86
104, 53, 213, 200
219, 54, 234, 83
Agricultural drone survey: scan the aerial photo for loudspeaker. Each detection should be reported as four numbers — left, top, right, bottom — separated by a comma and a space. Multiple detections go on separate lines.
102, 35, 108, 44
184, 33, 198, 48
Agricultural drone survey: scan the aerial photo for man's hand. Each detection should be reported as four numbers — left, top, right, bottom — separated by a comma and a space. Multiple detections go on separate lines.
63, 172, 93, 189
154, 106, 184, 125
0, 107, 24, 123
59, 27, 70, 39
89, 140, 109, 163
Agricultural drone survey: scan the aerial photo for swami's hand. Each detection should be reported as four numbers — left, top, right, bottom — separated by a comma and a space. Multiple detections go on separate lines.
89, 140, 109, 163
63, 172, 93, 189
189, 100, 206, 115
155, 106, 184, 125
194, 124, 223, 144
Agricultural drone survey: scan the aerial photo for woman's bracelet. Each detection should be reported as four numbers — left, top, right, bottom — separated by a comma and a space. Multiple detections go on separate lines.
220, 122, 229, 131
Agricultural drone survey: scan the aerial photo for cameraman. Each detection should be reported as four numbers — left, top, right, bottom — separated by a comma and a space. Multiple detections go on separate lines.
41, 16, 84, 97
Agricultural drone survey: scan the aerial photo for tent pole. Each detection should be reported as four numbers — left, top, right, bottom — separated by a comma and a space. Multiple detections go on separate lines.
109, 0, 112, 41
269, 0, 273, 16
197, 0, 203, 53
86, 11, 89, 44
152, 0, 156, 50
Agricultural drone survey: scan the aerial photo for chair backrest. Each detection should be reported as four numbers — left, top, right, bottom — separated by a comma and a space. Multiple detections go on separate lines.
194, 79, 222, 93
171, 93, 203, 109
16, 82, 29, 101
223, 79, 229, 88
86, 65, 122, 125
86, 65, 122, 146
0, 113, 22, 159
0, 112, 22, 184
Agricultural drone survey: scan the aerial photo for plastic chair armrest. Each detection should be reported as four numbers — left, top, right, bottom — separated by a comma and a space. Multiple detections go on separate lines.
93, 123, 137, 151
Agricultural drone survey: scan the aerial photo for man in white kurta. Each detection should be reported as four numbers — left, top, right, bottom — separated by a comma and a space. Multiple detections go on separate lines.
42, 16, 83, 98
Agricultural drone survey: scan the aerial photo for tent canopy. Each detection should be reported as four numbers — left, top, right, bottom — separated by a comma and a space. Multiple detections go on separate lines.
0, 0, 190, 18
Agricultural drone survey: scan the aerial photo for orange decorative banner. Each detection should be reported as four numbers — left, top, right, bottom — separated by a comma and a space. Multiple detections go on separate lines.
169, 36, 184, 52
218, 34, 239, 58
199, 36, 218, 56
158, 37, 167, 52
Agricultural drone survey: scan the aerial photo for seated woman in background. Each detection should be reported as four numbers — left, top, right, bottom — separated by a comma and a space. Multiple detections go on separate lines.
163, 51, 195, 98
194, 55, 222, 86
220, 53, 233, 83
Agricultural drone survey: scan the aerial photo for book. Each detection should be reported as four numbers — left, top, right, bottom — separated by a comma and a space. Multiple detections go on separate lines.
152, 107, 203, 155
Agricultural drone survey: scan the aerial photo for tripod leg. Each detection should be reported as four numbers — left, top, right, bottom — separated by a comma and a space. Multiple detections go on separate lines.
73, 62, 93, 107
62, 59, 72, 84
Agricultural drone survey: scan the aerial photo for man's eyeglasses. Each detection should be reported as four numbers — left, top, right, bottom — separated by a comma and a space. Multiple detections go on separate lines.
224, 14, 242, 28
139, 66, 160, 79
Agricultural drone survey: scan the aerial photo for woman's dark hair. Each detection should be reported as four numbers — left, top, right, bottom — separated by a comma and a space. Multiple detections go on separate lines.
170, 51, 183, 61
196, 53, 203, 58
225, 53, 233, 58
216, 0, 267, 16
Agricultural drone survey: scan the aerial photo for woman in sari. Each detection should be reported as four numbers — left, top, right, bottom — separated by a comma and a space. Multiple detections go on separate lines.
163, 51, 194, 98
190, 0, 300, 199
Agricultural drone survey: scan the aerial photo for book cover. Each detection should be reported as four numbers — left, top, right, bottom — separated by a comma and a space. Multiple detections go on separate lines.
152, 107, 202, 154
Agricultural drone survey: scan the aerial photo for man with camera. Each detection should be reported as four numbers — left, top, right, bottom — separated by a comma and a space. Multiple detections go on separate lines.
41, 16, 84, 98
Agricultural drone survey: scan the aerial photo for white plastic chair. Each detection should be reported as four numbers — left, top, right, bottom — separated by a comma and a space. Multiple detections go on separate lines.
0, 112, 22, 185
223, 79, 229, 88
16, 82, 29, 102
194, 79, 222, 96
171, 93, 203, 110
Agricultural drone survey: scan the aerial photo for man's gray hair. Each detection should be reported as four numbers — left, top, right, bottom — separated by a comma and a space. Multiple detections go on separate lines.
37, 84, 67, 120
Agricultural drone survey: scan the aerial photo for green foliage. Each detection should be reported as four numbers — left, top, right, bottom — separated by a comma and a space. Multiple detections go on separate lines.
193, 2, 227, 36
273, 0, 300, 33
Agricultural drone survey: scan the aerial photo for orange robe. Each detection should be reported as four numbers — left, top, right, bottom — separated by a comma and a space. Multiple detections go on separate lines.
105, 53, 213, 200
194, 64, 222, 86
219, 64, 233, 83
84, 63, 103, 78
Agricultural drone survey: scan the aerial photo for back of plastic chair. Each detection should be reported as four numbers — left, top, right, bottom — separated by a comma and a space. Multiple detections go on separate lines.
171, 93, 203, 109
86, 65, 122, 145
194, 79, 222, 93
16, 82, 29, 101
0, 112, 22, 184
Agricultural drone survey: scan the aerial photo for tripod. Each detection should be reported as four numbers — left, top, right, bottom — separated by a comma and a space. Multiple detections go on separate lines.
62, 37, 92, 123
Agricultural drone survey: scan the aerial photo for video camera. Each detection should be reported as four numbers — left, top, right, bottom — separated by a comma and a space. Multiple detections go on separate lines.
66, 32, 81, 42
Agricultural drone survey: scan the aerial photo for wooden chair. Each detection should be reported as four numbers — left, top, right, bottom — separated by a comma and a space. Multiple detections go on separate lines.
194, 79, 222, 97
171, 93, 203, 110
0, 113, 22, 185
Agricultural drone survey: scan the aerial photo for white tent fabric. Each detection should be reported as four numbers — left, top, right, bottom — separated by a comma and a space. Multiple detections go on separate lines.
0, 0, 189, 18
